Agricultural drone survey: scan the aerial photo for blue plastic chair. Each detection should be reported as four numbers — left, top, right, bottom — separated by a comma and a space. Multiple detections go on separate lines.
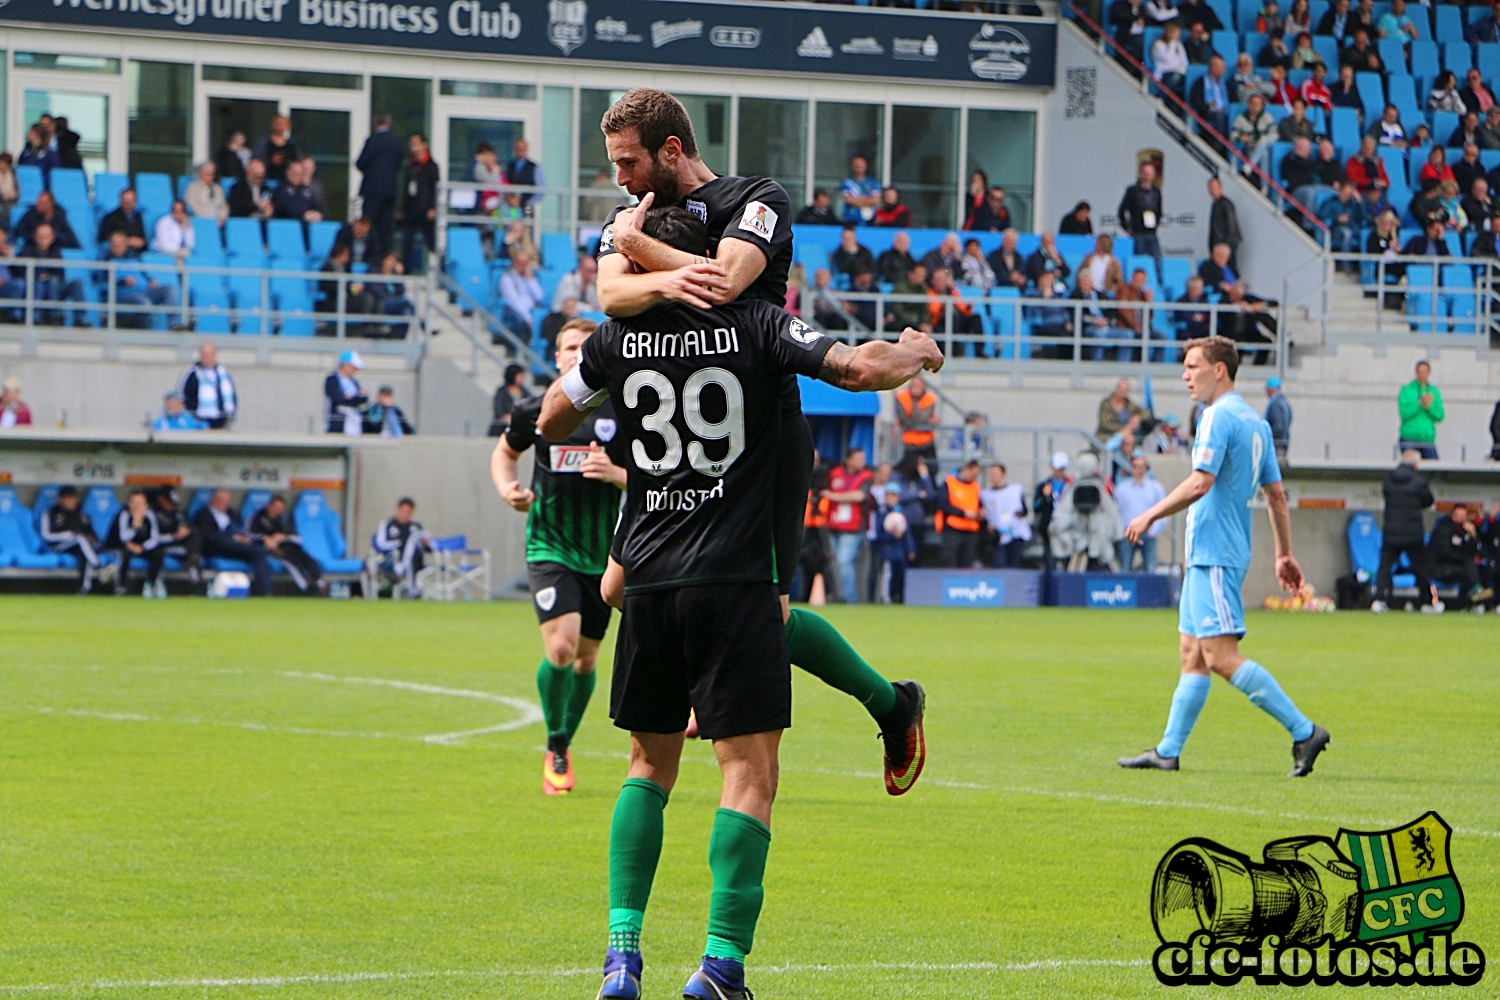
307, 220, 341, 265
1212, 30, 1239, 63
186, 488, 215, 520
1347, 511, 1381, 580
1313, 35, 1340, 70
1387, 74, 1419, 111
16, 165, 44, 208
295, 492, 364, 573
1443, 41, 1473, 74
266, 219, 308, 266
271, 276, 316, 337
30, 485, 60, 537
189, 272, 233, 333
83, 486, 121, 541
225, 218, 267, 263
1331, 107, 1361, 156
190, 217, 225, 260
1379, 40, 1409, 75
1357, 72, 1388, 117
1435, 5, 1464, 44
227, 269, 267, 334
1405, 264, 1441, 331
1442, 262, 1478, 332
135, 173, 175, 221
1430, 110, 1460, 148
1411, 41, 1441, 81
1479, 44, 1500, 86
93, 173, 129, 217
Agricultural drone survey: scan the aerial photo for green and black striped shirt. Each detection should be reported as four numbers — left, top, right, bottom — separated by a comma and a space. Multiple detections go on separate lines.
505, 395, 624, 575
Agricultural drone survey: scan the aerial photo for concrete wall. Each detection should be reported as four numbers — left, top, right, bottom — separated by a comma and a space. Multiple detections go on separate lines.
415, 357, 494, 439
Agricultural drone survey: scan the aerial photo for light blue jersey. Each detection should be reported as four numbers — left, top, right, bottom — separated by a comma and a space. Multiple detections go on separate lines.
1184, 391, 1281, 571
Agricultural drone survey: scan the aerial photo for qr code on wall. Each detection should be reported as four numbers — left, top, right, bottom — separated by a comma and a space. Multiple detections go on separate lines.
1065, 67, 1097, 120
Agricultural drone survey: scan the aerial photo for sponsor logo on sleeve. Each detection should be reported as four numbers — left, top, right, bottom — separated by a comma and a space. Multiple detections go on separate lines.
650, 18, 702, 47
710, 26, 760, 48
796, 26, 834, 58
598, 223, 615, 253
593, 16, 640, 42
785, 317, 824, 348
547, 0, 587, 55
840, 35, 884, 55
968, 23, 1032, 82
893, 35, 940, 61
738, 200, 778, 240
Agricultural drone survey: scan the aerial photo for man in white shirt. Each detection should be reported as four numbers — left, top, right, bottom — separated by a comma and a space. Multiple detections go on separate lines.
1113, 453, 1168, 570
498, 248, 544, 337
185, 161, 230, 225
551, 254, 599, 312
153, 200, 196, 260
980, 462, 1032, 568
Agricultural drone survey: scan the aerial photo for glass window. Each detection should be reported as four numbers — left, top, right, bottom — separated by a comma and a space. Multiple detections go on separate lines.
539, 85, 573, 231
439, 80, 536, 100
813, 101, 883, 222
736, 98, 806, 211
890, 105, 958, 230
675, 95, 728, 176
14, 52, 120, 74
290, 107, 350, 222
447, 117, 524, 182
201, 65, 362, 90
373, 76, 430, 144
966, 109, 1037, 231
129, 61, 193, 180
577, 88, 627, 226
24, 90, 108, 179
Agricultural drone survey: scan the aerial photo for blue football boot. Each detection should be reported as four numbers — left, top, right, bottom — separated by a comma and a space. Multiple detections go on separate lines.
596, 948, 642, 999
682, 957, 753, 999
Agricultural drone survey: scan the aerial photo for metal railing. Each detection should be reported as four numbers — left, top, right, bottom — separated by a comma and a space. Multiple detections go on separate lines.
437, 180, 626, 262
893, 422, 1138, 484
427, 268, 557, 381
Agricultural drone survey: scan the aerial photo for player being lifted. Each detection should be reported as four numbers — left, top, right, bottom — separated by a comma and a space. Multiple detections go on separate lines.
1118, 336, 1331, 776
594, 87, 925, 796
492, 318, 629, 795
539, 205, 944, 1000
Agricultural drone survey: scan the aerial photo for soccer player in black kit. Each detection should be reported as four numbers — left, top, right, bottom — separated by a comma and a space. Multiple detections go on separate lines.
541, 205, 944, 1000
594, 87, 928, 798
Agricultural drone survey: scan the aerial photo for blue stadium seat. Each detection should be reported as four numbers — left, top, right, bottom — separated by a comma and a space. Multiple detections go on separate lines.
1443, 41, 1473, 74
1387, 74, 1419, 111
30, 485, 60, 537
82, 486, 121, 541
265, 219, 308, 266
1346, 511, 1381, 581
1208, 0, 1232, 29
225, 218, 267, 263
227, 269, 267, 334
1435, 5, 1464, 44
445, 227, 489, 301
0, 487, 65, 568
187, 488, 214, 520
1331, 107, 1361, 156
135, 173, 174, 221
1379, 40, 1408, 75
307, 220, 341, 265
1312, 35, 1340, 70
294, 492, 364, 573
1430, 110, 1460, 148
1405, 264, 1441, 331
540, 231, 577, 269
16, 165, 43, 208
50, 168, 90, 215
1442, 262, 1479, 332
271, 276, 316, 336
1411, 41, 1441, 81
176, 174, 193, 200
1356, 72, 1387, 117
1212, 30, 1239, 62
1479, 44, 1500, 86
1055, 234, 1096, 257
1481, 150, 1500, 172
241, 490, 274, 525
188, 272, 232, 333
93, 173, 129, 217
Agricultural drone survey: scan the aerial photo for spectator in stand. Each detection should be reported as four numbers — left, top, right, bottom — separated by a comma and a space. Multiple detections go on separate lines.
495, 219, 537, 263
185, 162, 229, 225
869, 484, 914, 603
1264, 65, 1297, 109
194, 488, 273, 596
272, 160, 324, 223
1365, 209, 1403, 305
102, 231, 181, 329
362, 385, 414, 437
316, 244, 377, 327
920, 232, 963, 284
1376, 0, 1417, 41
795, 189, 838, 225
1180, 0, 1222, 31
1420, 146, 1456, 188
1340, 28, 1384, 74
367, 253, 414, 338
937, 459, 984, 568
1146, 0, 1180, 24
1368, 104, 1408, 148
1032, 452, 1070, 571
1398, 360, 1444, 459
873, 186, 912, 228
397, 133, 440, 274
960, 238, 996, 291
979, 463, 1030, 568
1454, 143, 1485, 195
14, 193, 80, 251
1300, 61, 1332, 113
1479, 108, 1500, 151
551, 253, 598, 312
332, 215, 386, 269
300, 156, 326, 212
1207, 176, 1242, 270
107, 489, 166, 597
1147, 413, 1189, 453
1461, 69, 1496, 119
325, 350, 368, 435
1451, 111, 1482, 149
1188, 54, 1231, 142
579, 167, 621, 224
1232, 94, 1279, 175
1347, 135, 1392, 191
1184, 20, 1213, 66
1428, 505, 1492, 611
0, 375, 31, 426
1280, 134, 1319, 193
1404, 214, 1451, 256
153, 391, 204, 431
215, 130, 249, 185
253, 115, 300, 184
1260, 375, 1293, 464
0, 154, 17, 211
1080, 232, 1125, 293
1118, 162, 1163, 277
97, 188, 147, 250
1429, 71, 1465, 116
1109, 268, 1153, 362
147, 488, 200, 586
249, 494, 326, 595
1109, 0, 1148, 63
877, 231, 916, 286
498, 248, 544, 337
18, 125, 58, 180
1318, 180, 1366, 256
845, 269, 879, 330
831, 224, 875, 279
1371, 450, 1435, 612
811, 268, 849, 332
229, 159, 274, 220
355, 113, 404, 248
503, 137, 545, 208
1024, 231, 1071, 287
1060, 200, 1093, 235
1469, 2, 1500, 43
153, 200, 194, 261
962, 169, 988, 229
1258, 28, 1293, 70
823, 447, 873, 602
1474, 214, 1500, 257
1316, 0, 1353, 42
1199, 242, 1277, 361
1114, 454, 1166, 570
1463, 178, 1495, 233
1291, 32, 1322, 70
1306, 137, 1346, 197
1026, 271, 1074, 353
1231, 53, 1271, 104
840, 155, 880, 224
987, 229, 1029, 289
24, 224, 84, 324
488, 363, 532, 436
43, 486, 108, 593
1072, 270, 1112, 362
1174, 276, 1213, 343
926, 268, 983, 350
1278, 98, 1316, 143
1152, 22, 1189, 98
1285, 0, 1311, 34
1411, 122, 1434, 151
968, 186, 1012, 232
895, 375, 939, 465
1350, 0, 1377, 36
1329, 64, 1364, 121
177, 343, 236, 428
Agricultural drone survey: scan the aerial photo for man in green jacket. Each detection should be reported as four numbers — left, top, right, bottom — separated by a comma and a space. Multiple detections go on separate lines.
1398, 360, 1444, 460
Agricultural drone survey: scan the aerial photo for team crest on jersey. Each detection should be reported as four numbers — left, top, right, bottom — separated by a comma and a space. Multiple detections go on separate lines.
686, 199, 708, 223
598, 223, 615, 253
739, 200, 777, 240
593, 417, 617, 441
534, 586, 557, 611
785, 317, 823, 348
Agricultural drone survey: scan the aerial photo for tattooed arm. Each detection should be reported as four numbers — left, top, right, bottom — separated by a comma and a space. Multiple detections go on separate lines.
817, 326, 944, 392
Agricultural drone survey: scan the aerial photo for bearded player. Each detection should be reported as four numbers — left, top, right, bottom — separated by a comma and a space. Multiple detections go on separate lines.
492, 317, 628, 794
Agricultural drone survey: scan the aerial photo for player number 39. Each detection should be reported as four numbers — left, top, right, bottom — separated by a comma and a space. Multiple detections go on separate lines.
623, 367, 745, 478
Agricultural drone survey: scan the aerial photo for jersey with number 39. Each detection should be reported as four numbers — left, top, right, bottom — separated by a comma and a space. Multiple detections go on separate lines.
574, 299, 833, 594
1184, 391, 1282, 571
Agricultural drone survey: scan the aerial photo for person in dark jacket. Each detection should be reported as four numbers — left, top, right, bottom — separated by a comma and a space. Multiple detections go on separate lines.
1490, 397, 1500, 460
228, 159, 274, 220
1427, 504, 1492, 610
1372, 450, 1435, 611
1207, 176, 1242, 270
355, 114, 404, 251
489, 363, 533, 436
1032, 452, 1072, 572
331, 215, 386, 268
1117, 162, 1163, 279
252, 115, 301, 184
13, 192, 80, 250
216, 130, 249, 185
150, 487, 201, 585
1263, 377, 1292, 463
397, 133, 440, 274
249, 494, 326, 595
53, 117, 82, 170
325, 350, 369, 433
107, 489, 166, 597
97, 188, 147, 250
361, 385, 414, 436
41, 485, 108, 593
192, 488, 273, 596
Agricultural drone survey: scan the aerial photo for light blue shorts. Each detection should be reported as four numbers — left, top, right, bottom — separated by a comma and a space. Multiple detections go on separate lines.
1179, 565, 1247, 638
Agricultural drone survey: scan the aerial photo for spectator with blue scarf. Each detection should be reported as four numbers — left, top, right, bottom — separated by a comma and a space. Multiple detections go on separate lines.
153, 392, 206, 431
325, 350, 369, 435
362, 386, 414, 437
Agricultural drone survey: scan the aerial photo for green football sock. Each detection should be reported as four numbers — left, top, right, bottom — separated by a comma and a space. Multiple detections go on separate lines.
564, 669, 596, 741
535, 658, 574, 739
608, 778, 669, 954
705, 808, 772, 962
784, 609, 897, 719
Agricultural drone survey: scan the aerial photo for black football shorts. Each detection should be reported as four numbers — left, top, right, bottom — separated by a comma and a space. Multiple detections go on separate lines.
527, 561, 613, 640
774, 414, 816, 597
611, 581, 791, 740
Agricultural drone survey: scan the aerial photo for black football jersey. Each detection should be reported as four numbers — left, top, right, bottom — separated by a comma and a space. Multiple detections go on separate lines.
576, 299, 834, 594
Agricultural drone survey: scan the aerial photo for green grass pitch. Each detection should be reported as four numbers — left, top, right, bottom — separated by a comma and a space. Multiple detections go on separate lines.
1, 597, 1496, 998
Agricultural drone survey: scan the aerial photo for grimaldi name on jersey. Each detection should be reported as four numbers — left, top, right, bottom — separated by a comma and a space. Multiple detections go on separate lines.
620, 327, 741, 361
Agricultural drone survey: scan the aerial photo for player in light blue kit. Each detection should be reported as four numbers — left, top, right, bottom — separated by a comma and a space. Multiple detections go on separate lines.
1117, 336, 1331, 777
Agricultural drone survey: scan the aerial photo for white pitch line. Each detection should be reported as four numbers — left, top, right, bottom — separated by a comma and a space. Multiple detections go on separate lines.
0, 958, 1148, 993
278, 672, 544, 742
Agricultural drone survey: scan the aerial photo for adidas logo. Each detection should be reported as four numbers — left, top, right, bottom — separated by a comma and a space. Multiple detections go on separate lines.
797, 26, 833, 58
